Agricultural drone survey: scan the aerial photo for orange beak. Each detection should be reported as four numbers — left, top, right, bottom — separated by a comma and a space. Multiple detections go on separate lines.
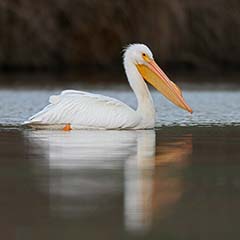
136, 60, 192, 113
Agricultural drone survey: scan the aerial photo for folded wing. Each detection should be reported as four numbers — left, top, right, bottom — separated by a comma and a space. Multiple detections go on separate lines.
25, 90, 141, 129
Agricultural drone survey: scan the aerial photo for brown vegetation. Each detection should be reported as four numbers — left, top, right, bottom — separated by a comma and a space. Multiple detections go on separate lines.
0, 0, 239, 71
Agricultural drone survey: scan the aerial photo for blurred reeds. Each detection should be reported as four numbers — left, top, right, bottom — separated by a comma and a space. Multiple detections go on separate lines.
0, 0, 239, 72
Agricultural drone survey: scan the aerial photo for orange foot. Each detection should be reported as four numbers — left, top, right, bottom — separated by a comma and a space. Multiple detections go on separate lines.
63, 123, 72, 131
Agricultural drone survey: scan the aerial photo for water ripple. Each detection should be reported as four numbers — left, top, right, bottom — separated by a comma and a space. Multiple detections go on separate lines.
0, 89, 239, 127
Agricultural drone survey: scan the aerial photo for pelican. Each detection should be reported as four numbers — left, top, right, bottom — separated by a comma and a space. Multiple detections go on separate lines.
25, 44, 192, 130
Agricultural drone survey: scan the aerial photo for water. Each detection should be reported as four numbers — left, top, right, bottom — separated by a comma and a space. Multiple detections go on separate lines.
0, 87, 240, 127
0, 85, 240, 239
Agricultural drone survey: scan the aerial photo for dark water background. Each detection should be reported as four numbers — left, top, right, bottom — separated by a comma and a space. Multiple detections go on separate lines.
0, 82, 240, 240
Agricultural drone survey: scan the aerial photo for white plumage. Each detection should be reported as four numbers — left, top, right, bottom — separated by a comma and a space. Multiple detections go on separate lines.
27, 90, 141, 129
25, 44, 192, 130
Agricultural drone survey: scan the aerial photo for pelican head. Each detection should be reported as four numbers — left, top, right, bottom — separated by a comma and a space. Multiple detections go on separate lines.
124, 44, 192, 113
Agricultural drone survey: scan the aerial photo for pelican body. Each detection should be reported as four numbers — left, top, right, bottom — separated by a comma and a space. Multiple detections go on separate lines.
25, 44, 192, 130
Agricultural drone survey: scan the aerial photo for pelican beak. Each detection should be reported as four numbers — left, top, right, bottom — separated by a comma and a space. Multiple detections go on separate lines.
136, 60, 193, 113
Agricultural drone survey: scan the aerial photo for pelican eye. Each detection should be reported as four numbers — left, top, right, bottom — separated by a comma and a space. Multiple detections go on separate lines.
142, 53, 150, 62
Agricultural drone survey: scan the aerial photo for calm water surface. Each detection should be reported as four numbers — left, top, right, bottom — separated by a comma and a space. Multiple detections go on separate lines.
0, 85, 240, 239
0, 87, 240, 127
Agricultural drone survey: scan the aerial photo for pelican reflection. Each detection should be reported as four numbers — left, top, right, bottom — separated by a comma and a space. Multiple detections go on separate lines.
26, 130, 192, 232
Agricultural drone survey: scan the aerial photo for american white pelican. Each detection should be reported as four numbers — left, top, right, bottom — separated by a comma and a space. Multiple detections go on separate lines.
25, 44, 192, 130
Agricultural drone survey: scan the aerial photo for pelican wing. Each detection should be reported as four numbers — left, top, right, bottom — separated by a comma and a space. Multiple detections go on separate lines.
26, 90, 141, 129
